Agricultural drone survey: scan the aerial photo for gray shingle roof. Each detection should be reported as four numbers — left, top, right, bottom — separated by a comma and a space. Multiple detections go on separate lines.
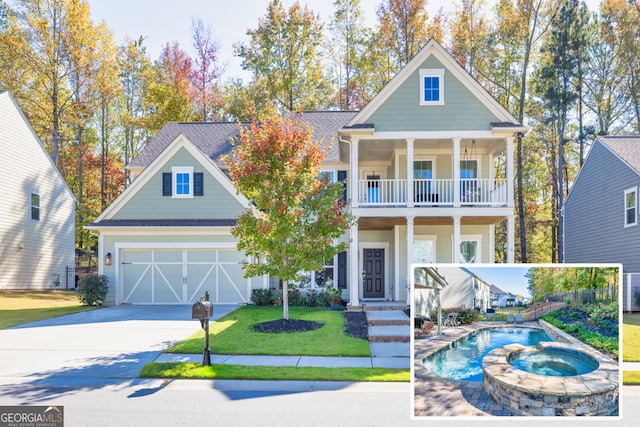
127, 121, 247, 170
127, 111, 357, 170
598, 136, 640, 175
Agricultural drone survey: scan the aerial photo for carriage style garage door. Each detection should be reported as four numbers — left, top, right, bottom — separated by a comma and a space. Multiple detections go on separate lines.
120, 248, 247, 304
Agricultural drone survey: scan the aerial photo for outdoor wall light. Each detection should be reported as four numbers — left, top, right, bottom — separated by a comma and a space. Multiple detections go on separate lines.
105, 252, 112, 266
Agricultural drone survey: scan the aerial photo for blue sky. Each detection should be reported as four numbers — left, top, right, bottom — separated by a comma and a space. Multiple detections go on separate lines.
85, 0, 598, 82
463, 266, 531, 297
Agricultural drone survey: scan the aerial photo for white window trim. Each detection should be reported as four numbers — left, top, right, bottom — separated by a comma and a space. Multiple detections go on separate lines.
451, 234, 482, 263
419, 68, 445, 106
413, 157, 437, 179
320, 170, 336, 183
413, 234, 437, 264
30, 192, 40, 221
172, 166, 194, 198
625, 186, 638, 227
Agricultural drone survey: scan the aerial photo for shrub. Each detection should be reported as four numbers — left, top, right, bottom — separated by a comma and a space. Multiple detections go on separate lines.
250, 289, 276, 306
321, 287, 343, 307
76, 274, 109, 306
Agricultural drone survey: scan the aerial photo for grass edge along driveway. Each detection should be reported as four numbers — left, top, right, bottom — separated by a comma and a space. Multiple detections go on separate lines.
0, 290, 98, 329
148, 305, 409, 382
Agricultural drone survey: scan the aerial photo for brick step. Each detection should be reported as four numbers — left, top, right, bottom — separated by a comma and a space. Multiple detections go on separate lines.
347, 305, 409, 312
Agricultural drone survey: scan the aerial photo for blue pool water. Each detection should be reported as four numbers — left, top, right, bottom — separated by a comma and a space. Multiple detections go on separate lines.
422, 327, 553, 382
509, 348, 598, 376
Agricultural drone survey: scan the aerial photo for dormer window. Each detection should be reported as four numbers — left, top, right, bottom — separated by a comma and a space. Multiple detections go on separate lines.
419, 69, 445, 106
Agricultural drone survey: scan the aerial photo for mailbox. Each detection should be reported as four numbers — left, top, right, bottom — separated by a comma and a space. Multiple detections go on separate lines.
191, 291, 212, 366
192, 292, 213, 321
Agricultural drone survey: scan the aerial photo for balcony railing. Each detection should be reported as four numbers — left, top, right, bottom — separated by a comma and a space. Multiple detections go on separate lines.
357, 178, 507, 207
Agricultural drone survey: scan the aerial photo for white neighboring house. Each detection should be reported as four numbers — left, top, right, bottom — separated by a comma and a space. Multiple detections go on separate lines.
414, 266, 490, 319
0, 91, 76, 289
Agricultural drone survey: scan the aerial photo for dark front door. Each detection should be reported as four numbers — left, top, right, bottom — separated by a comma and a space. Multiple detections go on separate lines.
363, 248, 384, 298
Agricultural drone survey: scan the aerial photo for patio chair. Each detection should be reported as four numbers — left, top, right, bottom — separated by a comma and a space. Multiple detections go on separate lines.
507, 313, 515, 323
486, 308, 496, 321
515, 313, 523, 324
446, 312, 459, 328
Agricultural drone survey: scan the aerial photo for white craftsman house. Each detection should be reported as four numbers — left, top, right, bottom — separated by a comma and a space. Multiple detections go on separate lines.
87, 40, 523, 306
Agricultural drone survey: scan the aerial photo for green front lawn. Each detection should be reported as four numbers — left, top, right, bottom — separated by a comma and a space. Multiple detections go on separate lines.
168, 306, 371, 357
141, 362, 408, 382
0, 291, 98, 329
623, 314, 640, 362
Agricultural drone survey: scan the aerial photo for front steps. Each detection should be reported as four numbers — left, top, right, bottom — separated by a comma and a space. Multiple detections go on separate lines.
367, 310, 411, 343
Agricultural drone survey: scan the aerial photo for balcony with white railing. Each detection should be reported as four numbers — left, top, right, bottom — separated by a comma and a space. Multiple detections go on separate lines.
357, 178, 508, 207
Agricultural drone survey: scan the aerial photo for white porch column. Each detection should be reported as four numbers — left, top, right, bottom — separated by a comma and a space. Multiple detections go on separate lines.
453, 215, 461, 263
507, 215, 515, 263
406, 216, 415, 304
407, 138, 415, 207
453, 138, 461, 207
489, 224, 496, 263
394, 226, 400, 301
350, 138, 360, 208
349, 221, 360, 306
506, 136, 515, 208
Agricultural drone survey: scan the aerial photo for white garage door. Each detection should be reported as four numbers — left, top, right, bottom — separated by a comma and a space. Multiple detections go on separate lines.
121, 249, 247, 304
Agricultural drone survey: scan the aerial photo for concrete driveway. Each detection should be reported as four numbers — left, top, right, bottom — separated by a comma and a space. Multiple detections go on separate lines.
0, 304, 240, 380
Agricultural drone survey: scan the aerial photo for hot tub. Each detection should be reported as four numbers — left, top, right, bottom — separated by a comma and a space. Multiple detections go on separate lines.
482, 341, 618, 416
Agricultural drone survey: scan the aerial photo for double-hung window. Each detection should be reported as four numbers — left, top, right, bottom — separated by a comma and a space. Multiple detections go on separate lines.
625, 187, 637, 227
30, 192, 40, 221
419, 69, 445, 106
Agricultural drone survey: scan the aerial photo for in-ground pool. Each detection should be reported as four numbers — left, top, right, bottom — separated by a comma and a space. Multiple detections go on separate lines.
508, 346, 599, 376
422, 327, 552, 381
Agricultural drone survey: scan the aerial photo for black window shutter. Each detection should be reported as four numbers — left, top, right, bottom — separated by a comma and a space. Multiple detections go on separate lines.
337, 170, 347, 201
162, 172, 172, 196
337, 251, 347, 289
194, 172, 204, 196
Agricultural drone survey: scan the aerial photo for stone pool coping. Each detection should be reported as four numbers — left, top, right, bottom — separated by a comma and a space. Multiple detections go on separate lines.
413, 321, 620, 417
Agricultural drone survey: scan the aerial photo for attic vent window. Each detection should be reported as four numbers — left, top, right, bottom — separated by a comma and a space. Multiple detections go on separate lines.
419, 69, 445, 106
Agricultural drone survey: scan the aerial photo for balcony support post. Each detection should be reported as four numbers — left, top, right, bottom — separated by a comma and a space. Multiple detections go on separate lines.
453, 215, 461, 263
407, 138, 414, 207
507, 215, 515, 263
453, 138, 461, 207
406, 215, 414, 303
506, 136, 515, 208
350, 138, 360, 207
349, 221, 360, 307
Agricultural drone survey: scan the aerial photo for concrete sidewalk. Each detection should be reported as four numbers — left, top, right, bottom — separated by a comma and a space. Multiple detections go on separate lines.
154, 352, 410, 369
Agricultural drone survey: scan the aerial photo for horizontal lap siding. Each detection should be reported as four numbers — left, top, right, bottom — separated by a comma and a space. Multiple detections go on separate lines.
113, 147, 245, 220
564, 141, 640, 273
368, 57, 499, 132
0, 94, 75, 289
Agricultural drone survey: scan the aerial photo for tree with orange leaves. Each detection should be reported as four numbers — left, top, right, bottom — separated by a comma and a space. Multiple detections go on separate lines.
224, 113, 354, 320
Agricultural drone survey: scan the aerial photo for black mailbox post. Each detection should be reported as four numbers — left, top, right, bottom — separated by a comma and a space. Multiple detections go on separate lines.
191, 291, 213, 366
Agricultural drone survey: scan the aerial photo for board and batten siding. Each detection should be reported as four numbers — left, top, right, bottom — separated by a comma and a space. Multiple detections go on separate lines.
368, 56, 500, 132
564, 140, 640, 273
112, 147, 245, 220
0, 92, 76, 289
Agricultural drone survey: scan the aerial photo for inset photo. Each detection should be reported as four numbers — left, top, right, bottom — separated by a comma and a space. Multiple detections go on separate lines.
412, 264, 621, 418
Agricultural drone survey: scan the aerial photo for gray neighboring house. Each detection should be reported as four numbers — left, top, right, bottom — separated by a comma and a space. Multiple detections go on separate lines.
564, 136, 640, 311
0, 91, 76, 289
